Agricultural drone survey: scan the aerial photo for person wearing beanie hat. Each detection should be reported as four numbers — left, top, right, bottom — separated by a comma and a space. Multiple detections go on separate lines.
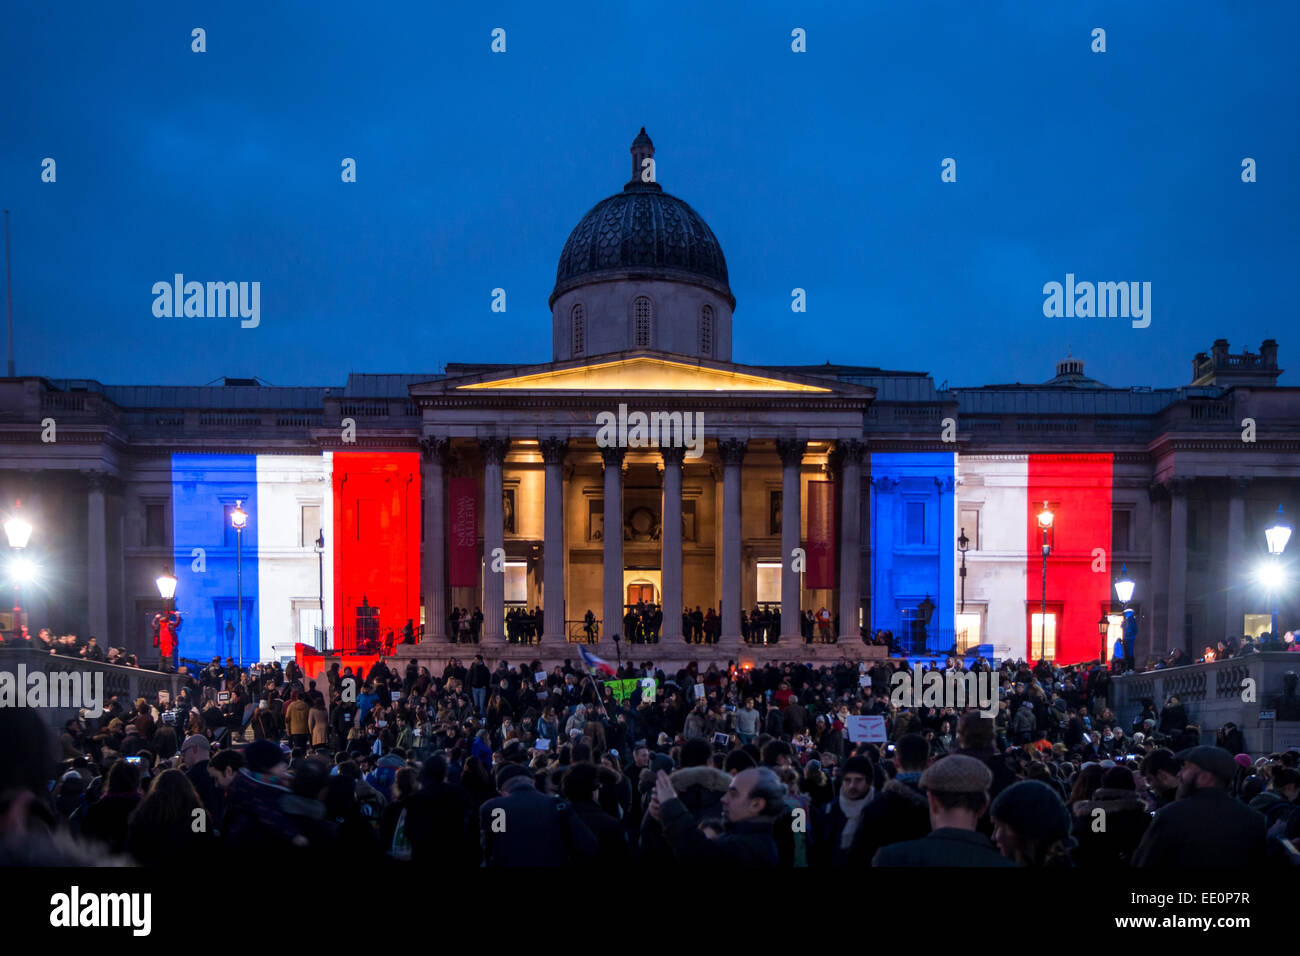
872, 755, 1013, 867
820, 754, 875, 867
1131, 745, 1267, 868
989, 780, 1074, 867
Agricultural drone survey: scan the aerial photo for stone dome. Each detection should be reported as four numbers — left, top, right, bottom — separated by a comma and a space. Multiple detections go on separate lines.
550, 129, 733, 307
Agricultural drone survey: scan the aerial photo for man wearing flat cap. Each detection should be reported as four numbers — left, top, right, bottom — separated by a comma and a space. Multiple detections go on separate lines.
1132, 745, 1266, 867
871, 755, 1015, 867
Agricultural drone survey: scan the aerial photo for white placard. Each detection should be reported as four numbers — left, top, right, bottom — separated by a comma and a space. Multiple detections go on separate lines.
845, 715, 887, 743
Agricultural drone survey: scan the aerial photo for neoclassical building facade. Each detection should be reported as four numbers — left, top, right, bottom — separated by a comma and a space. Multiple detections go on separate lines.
2, 131, 1297, 667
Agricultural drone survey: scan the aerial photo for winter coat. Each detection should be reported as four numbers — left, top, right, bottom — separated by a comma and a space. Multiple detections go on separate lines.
1132, 787, 1265, 868
659, 798, 777, 866
842, 777, 930, 868
1070, 787, 1151, 867
639, 765, 731, 865
872, 827, 1016, 867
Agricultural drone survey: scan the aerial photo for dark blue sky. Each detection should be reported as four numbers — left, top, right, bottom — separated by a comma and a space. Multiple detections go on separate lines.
3, 1, 1296, 388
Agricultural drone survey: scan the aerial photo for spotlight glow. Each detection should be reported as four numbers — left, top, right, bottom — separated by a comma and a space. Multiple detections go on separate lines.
11, 557, 37, 583
1258, 562, 1285, 591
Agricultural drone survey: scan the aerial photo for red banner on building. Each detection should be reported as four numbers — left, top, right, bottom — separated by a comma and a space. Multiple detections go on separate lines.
806, 480, 835, 589
448, 477, 479, 588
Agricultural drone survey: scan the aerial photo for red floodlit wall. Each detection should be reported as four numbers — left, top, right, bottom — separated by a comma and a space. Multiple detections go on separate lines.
1026, 454, 1113, 665
333, 452, 421, 645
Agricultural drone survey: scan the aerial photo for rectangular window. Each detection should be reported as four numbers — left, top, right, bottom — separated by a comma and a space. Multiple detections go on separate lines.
1029, 613, 1058, 660
905, 500, 925, 545
958, 507, 980, 550
504, 561, 527, 604
145, 503, 165, 547
1111, 509, 1131, 553
954, 612, 982, 653
300, 504, 321, 548
756, 562, 781, 604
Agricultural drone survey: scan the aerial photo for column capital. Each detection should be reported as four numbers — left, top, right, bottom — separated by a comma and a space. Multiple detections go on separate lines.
659, 445, 687, 467
478, 437, 511, 465
838, 439, 867, 465
599, 445, 626, 467
871, 476, 899, 493
1229, 476, 1254, 496
419, 436, 452, 465
539, 437, 569, 464
775, 438, 807, 467
83, 470, 121, 494
934, 475, 956, 494
1147, 481, 1170, 503
1168, 477, 1195, 497
717, 438, 748, 466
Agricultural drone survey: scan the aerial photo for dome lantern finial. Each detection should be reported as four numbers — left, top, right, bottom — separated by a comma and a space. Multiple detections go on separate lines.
627, 127, 658, 190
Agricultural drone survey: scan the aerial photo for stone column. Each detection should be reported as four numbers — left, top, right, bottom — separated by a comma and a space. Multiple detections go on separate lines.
837, 440, 866, 643
601, 446, 625, 642
777, 438, 806, 642
1147, 483, 1169, 667
1167, 478, 1191, 654
1225, 477, 1250, 640
419, 437, 450, 642
541, 438, 568, 643
660, 445, 685, 643
718, 439, 747, 648
85, 472, 109, 642
479, 438, 509, 644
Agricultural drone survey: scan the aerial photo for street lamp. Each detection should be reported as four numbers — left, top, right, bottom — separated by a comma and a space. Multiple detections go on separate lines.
315, 529, 325, 651
1265, 505, 1291, 637
1037, 501, 1054, 662
1098, 611, 1110, 662
1114, 563, 1135, 607
231, 499, 247, 665
156, 567, 177, 610
1113, 563, 1135, 671
5, 500, 31, 636
957, 527, 970, 614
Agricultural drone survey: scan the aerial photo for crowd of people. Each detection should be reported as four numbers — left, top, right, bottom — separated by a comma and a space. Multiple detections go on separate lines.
3, 641, 1299, 869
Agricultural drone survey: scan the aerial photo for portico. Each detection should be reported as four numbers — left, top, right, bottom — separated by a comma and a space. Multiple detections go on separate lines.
409, 351, 878, 666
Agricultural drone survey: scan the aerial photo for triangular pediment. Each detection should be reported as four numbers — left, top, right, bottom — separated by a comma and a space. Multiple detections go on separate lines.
455, 355, 833, 393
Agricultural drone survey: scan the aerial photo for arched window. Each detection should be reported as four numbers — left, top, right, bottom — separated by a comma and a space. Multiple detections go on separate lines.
633, 296, 652, 347
571, 303, 585, 356
699, 304, 714, 356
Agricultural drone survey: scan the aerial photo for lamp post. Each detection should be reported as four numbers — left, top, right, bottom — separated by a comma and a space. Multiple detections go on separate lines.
1098, 611, 1110, 663
1265, 505, 1292, 638
1037, 501, 1054, 662
957, 527, 970, 614
231, 499, 247, 665
4, 500, 32, 636
156, 567, 178, 669
315, 529, 325, 651
1113, 563, 1135, 670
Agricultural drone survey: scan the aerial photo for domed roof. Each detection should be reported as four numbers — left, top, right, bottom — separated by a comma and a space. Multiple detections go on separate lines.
551, 129, 732, 306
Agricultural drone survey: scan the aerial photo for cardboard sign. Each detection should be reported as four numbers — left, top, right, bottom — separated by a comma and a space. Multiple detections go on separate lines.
157, 690, 171, 705
693, 682, 705, 700
535, 739, 551, 752
858, 675, 870, 688
640, 678, 657, 703
217, 692, 231, 704
845, 715, 887, 743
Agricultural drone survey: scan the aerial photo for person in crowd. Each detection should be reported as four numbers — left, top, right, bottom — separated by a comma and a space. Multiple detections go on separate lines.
80, 758, 144, 855
1132, 746, 1267, 867
989, 780, 1075, 866
872, 755, 1015, 867
479, 763, 597, 866
843, 734, 931, 867
651, 766, 782, 866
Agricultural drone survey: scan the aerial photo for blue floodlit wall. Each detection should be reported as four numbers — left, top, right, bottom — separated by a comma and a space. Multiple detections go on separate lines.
869, 452, 956, 653
171, 454, 260, 664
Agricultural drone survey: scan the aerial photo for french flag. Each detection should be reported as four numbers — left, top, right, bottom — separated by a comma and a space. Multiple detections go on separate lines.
579, 646, 617, 677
